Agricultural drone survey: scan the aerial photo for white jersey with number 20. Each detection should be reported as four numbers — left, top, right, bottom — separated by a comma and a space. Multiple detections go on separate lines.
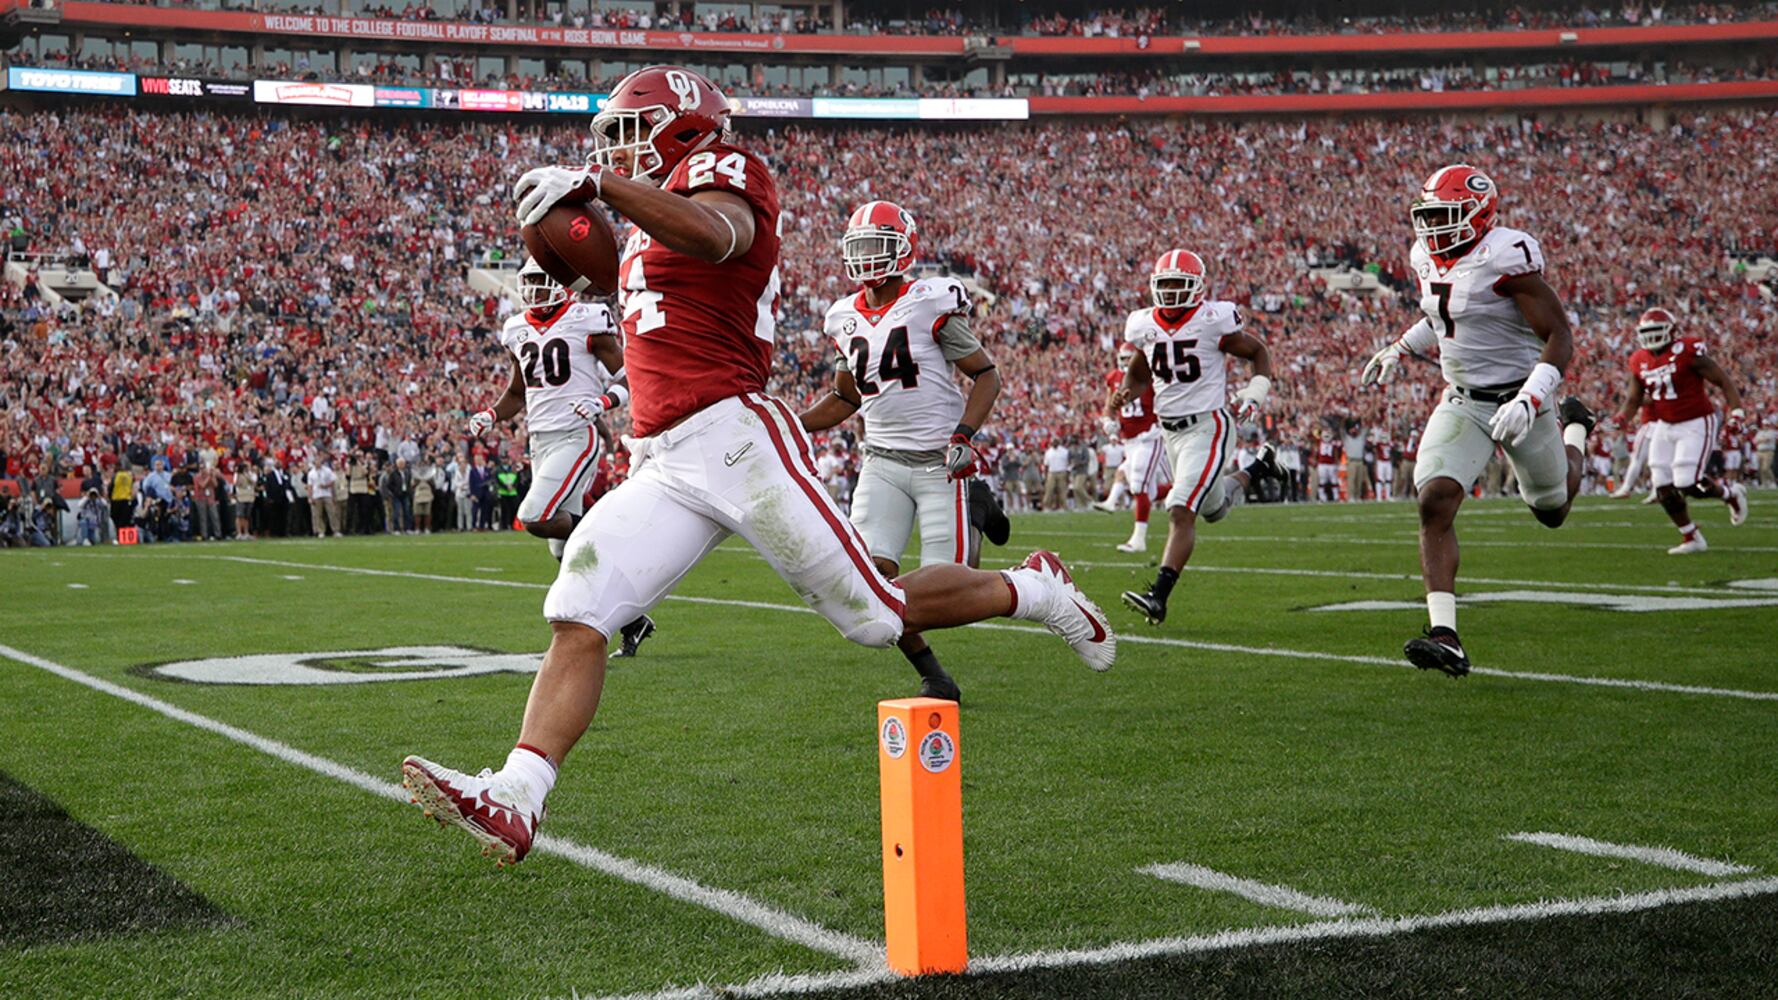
497, 302, 618, 433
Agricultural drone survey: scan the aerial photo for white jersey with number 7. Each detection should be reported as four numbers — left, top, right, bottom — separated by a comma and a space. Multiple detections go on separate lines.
1409, 225, 1547, 391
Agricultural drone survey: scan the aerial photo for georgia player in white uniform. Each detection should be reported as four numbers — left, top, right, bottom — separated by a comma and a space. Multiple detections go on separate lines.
1361, 164, 1597, 677
1097, 345, 1172, 553
400, 66, 1114, 867
1112, 250, 1280, 626
470, 258, 624, 556
800, 200, 1002, 703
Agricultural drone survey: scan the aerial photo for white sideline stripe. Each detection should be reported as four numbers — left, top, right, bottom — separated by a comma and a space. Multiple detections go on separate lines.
0, 642, 880, 966
1140, 863, 1374, 917
578, 876, 1778, 1000
1504, 832, 1756, 877
1033, 531, 1778, 554
194, 556, 1778, 704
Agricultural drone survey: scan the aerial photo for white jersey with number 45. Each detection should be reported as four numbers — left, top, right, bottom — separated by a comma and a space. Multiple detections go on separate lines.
1123, 301, 1243, 419
1410, 225, 1546, 391
497, 302, 619, 433
825, 276, 976, 452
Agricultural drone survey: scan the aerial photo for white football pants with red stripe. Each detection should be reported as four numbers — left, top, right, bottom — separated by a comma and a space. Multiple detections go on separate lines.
544, 393, 906, 646
1162, 409, 1234, 514
850, 453, 977, 570
519, 425, 602, 524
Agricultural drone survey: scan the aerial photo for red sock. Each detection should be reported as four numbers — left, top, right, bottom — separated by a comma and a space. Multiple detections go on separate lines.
1133, 492, 1150, 523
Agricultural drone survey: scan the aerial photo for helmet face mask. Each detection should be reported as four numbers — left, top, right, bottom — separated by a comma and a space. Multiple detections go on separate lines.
1149, 249, 1207, 311
518, 258, 568, 312
1637, 309, 1676, 351
1412, 165, 1498, 257
842, 201, 917, 287
589, 66, 729, 186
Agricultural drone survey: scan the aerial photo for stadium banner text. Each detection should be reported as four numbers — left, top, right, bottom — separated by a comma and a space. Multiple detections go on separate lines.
5, 67, 137, 96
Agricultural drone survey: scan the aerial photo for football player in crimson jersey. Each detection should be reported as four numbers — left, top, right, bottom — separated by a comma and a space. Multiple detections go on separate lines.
799, 200, 1005, 703
1361, 165, 1598, 677
1096, 345, 1173, 553
400, 66, 1114, 867
1612, 307, 1748, 554
1111, 250, 1282, 626
467, 259, 657, 658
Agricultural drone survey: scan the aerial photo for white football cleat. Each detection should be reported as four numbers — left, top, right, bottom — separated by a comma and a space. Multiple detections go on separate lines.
1725, 482, 1749, 526
1115, 540, 1145, 553
1608, 485, 1633, 499
1009, 550, 1116, 671
401, 755, 544, 867
1091, 500, 1117, 513
1668, 535, 1708, 555
1641, 489, 1660, 505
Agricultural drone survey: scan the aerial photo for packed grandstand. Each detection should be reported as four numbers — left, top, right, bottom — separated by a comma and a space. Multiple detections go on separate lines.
2, 0, 1775, 544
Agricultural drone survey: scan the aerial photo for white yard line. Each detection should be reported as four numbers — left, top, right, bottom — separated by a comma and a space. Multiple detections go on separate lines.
0, 641, 881, 967
1504, 832, 1756, 877
1030, 531, 1778, 553
1139, 863, 1374, 917
192, 555, 1778, 704
576, 875, 1778, 1000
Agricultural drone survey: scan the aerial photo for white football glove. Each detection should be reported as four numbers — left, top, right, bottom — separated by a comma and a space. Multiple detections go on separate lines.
944, 434, 980, 481
467, 409, 496, 437
1361, 342, 1406, 387
1232, 375, 1271, 423
1100, 416, 1120, 436
514, 165, 601, 227
1488, 363, 1562, 448
571, 397, 606, 423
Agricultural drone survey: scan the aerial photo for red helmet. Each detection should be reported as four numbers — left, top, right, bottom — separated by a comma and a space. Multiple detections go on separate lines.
1150, 249, 1206, 310
842, 200, 918, 287
590, 65, 730, 185
1637, 307, 1678, 351
1411, 164, 1498, 256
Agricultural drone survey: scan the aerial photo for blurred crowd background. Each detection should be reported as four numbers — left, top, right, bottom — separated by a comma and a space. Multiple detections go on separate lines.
2, 105, 1775, 545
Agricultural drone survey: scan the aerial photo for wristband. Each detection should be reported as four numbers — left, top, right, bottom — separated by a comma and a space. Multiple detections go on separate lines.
1244, 374, 1272, 402
953, 423, 977, 441
1521, 362, 1562, 407
598, 384, 630, 411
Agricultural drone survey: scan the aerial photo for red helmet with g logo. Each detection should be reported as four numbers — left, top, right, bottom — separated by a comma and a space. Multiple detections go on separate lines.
1150, 249, 1207, 310
590, 65, 731, 185
1411, 164, 1498, 256
842, 200, 918, 287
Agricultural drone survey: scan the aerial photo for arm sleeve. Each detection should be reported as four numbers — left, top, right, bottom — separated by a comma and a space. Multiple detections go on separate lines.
935, 313, 982, 362
1399, 317, 1438, 354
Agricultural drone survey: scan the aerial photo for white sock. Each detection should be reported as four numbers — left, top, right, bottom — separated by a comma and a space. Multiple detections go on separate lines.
1000, 569, 1051, 621
1426, 591, 1457, 633
548, 537, 566, 560
1108, 481, 1129, 507
503, 745, 557, 803
1678, 522, 1697, 539
1562, 423, 1588, 452
1126, 521, 1149, 547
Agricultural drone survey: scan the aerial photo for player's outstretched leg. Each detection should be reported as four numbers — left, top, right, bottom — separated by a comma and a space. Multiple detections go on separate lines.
1405, 477, 1470, 677
967, 479, 1011, 547
1657, 486, 1707, 554
900, 552, 1115, 671
1527, 396, 1597, 530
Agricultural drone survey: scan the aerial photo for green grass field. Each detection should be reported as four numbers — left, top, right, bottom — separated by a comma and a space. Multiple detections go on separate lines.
4, 495, 1777, 999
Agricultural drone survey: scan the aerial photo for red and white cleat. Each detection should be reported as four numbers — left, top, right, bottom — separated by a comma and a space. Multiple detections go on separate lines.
1725, 482, 1749, 526
400, 755, 543, 867
1010, 550, 1117, 672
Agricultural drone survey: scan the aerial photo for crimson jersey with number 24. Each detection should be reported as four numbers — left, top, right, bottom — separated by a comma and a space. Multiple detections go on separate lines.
617, 142, 783, 436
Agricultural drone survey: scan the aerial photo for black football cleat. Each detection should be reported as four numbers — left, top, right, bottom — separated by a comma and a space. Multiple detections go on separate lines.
1121, 589, 1167, 626
968, 479, 1011, 547
919, 669, 962, 704
610, 615, 656, 659
1253, 443, 1284, 480
1559, 396, 1596, 437
1404, 626, 1470, 678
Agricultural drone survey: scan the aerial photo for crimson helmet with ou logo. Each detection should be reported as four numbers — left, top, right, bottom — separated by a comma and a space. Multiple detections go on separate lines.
590, 65, 731, 185
1411, 164, 1499, 256
842, 201, 918, 286
1637, 307, 1679, 351
1150, 249, 1207, 310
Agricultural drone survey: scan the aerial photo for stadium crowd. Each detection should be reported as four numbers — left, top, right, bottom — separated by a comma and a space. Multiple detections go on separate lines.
2, 106, 1775, 545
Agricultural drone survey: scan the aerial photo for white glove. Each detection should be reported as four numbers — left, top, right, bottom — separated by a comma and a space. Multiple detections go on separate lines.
943, 434, 979, 481
1361, 342, 1407, 387
1232, 375, 1271, 423
514, 165, 601, 227
571, 397, 606, 423
1100, 416, 1119, 436
1488, 363, 1562, 448
467, 409, 496, 437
